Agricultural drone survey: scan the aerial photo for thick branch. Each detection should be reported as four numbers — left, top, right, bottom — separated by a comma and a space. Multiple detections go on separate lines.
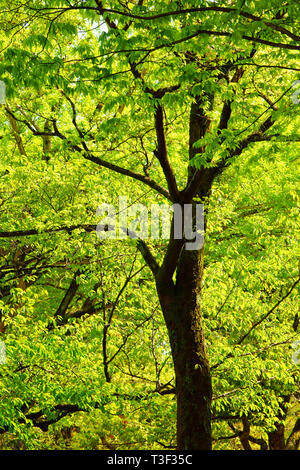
5, 107, 171, 200
136, 240, 159, 276
154, 105, 179, 202
0, 222, 160, 280
6, 106, 27, 156
52, 270, 80, 323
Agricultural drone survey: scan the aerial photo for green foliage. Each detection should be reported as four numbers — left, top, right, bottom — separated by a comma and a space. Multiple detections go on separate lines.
0, 0, 299, 450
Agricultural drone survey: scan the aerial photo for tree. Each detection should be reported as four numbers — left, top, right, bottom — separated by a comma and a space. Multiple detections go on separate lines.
0, 0, 299, 450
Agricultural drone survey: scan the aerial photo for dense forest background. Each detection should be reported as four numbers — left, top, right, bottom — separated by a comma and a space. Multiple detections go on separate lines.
0, 0, 299, 450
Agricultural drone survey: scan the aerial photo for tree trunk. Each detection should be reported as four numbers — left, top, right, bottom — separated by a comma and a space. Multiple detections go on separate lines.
157, 246, 212, 450
268, 422, 286, 450
154, 92, 213, 450
268, 395, 290, 450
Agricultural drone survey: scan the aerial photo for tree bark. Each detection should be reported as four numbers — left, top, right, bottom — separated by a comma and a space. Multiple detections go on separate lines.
268, 422, 286, 450
153, 92, 213, 449
268, 395, 290, 450
157, 246, 212, 450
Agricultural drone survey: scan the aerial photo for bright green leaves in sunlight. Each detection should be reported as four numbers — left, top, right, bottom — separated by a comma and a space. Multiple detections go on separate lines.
0, 0, 299, 451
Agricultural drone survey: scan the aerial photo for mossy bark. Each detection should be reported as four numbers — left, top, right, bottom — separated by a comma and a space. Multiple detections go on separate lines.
157, 247, 212, 450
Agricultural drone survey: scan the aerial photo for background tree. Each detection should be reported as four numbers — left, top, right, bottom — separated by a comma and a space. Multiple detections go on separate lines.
0, 0, 299, 450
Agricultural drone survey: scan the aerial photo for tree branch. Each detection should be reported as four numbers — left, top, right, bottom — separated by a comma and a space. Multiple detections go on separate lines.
154, 105, 179, 202
238, 277, 300, 345
5, 107, 171, 200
